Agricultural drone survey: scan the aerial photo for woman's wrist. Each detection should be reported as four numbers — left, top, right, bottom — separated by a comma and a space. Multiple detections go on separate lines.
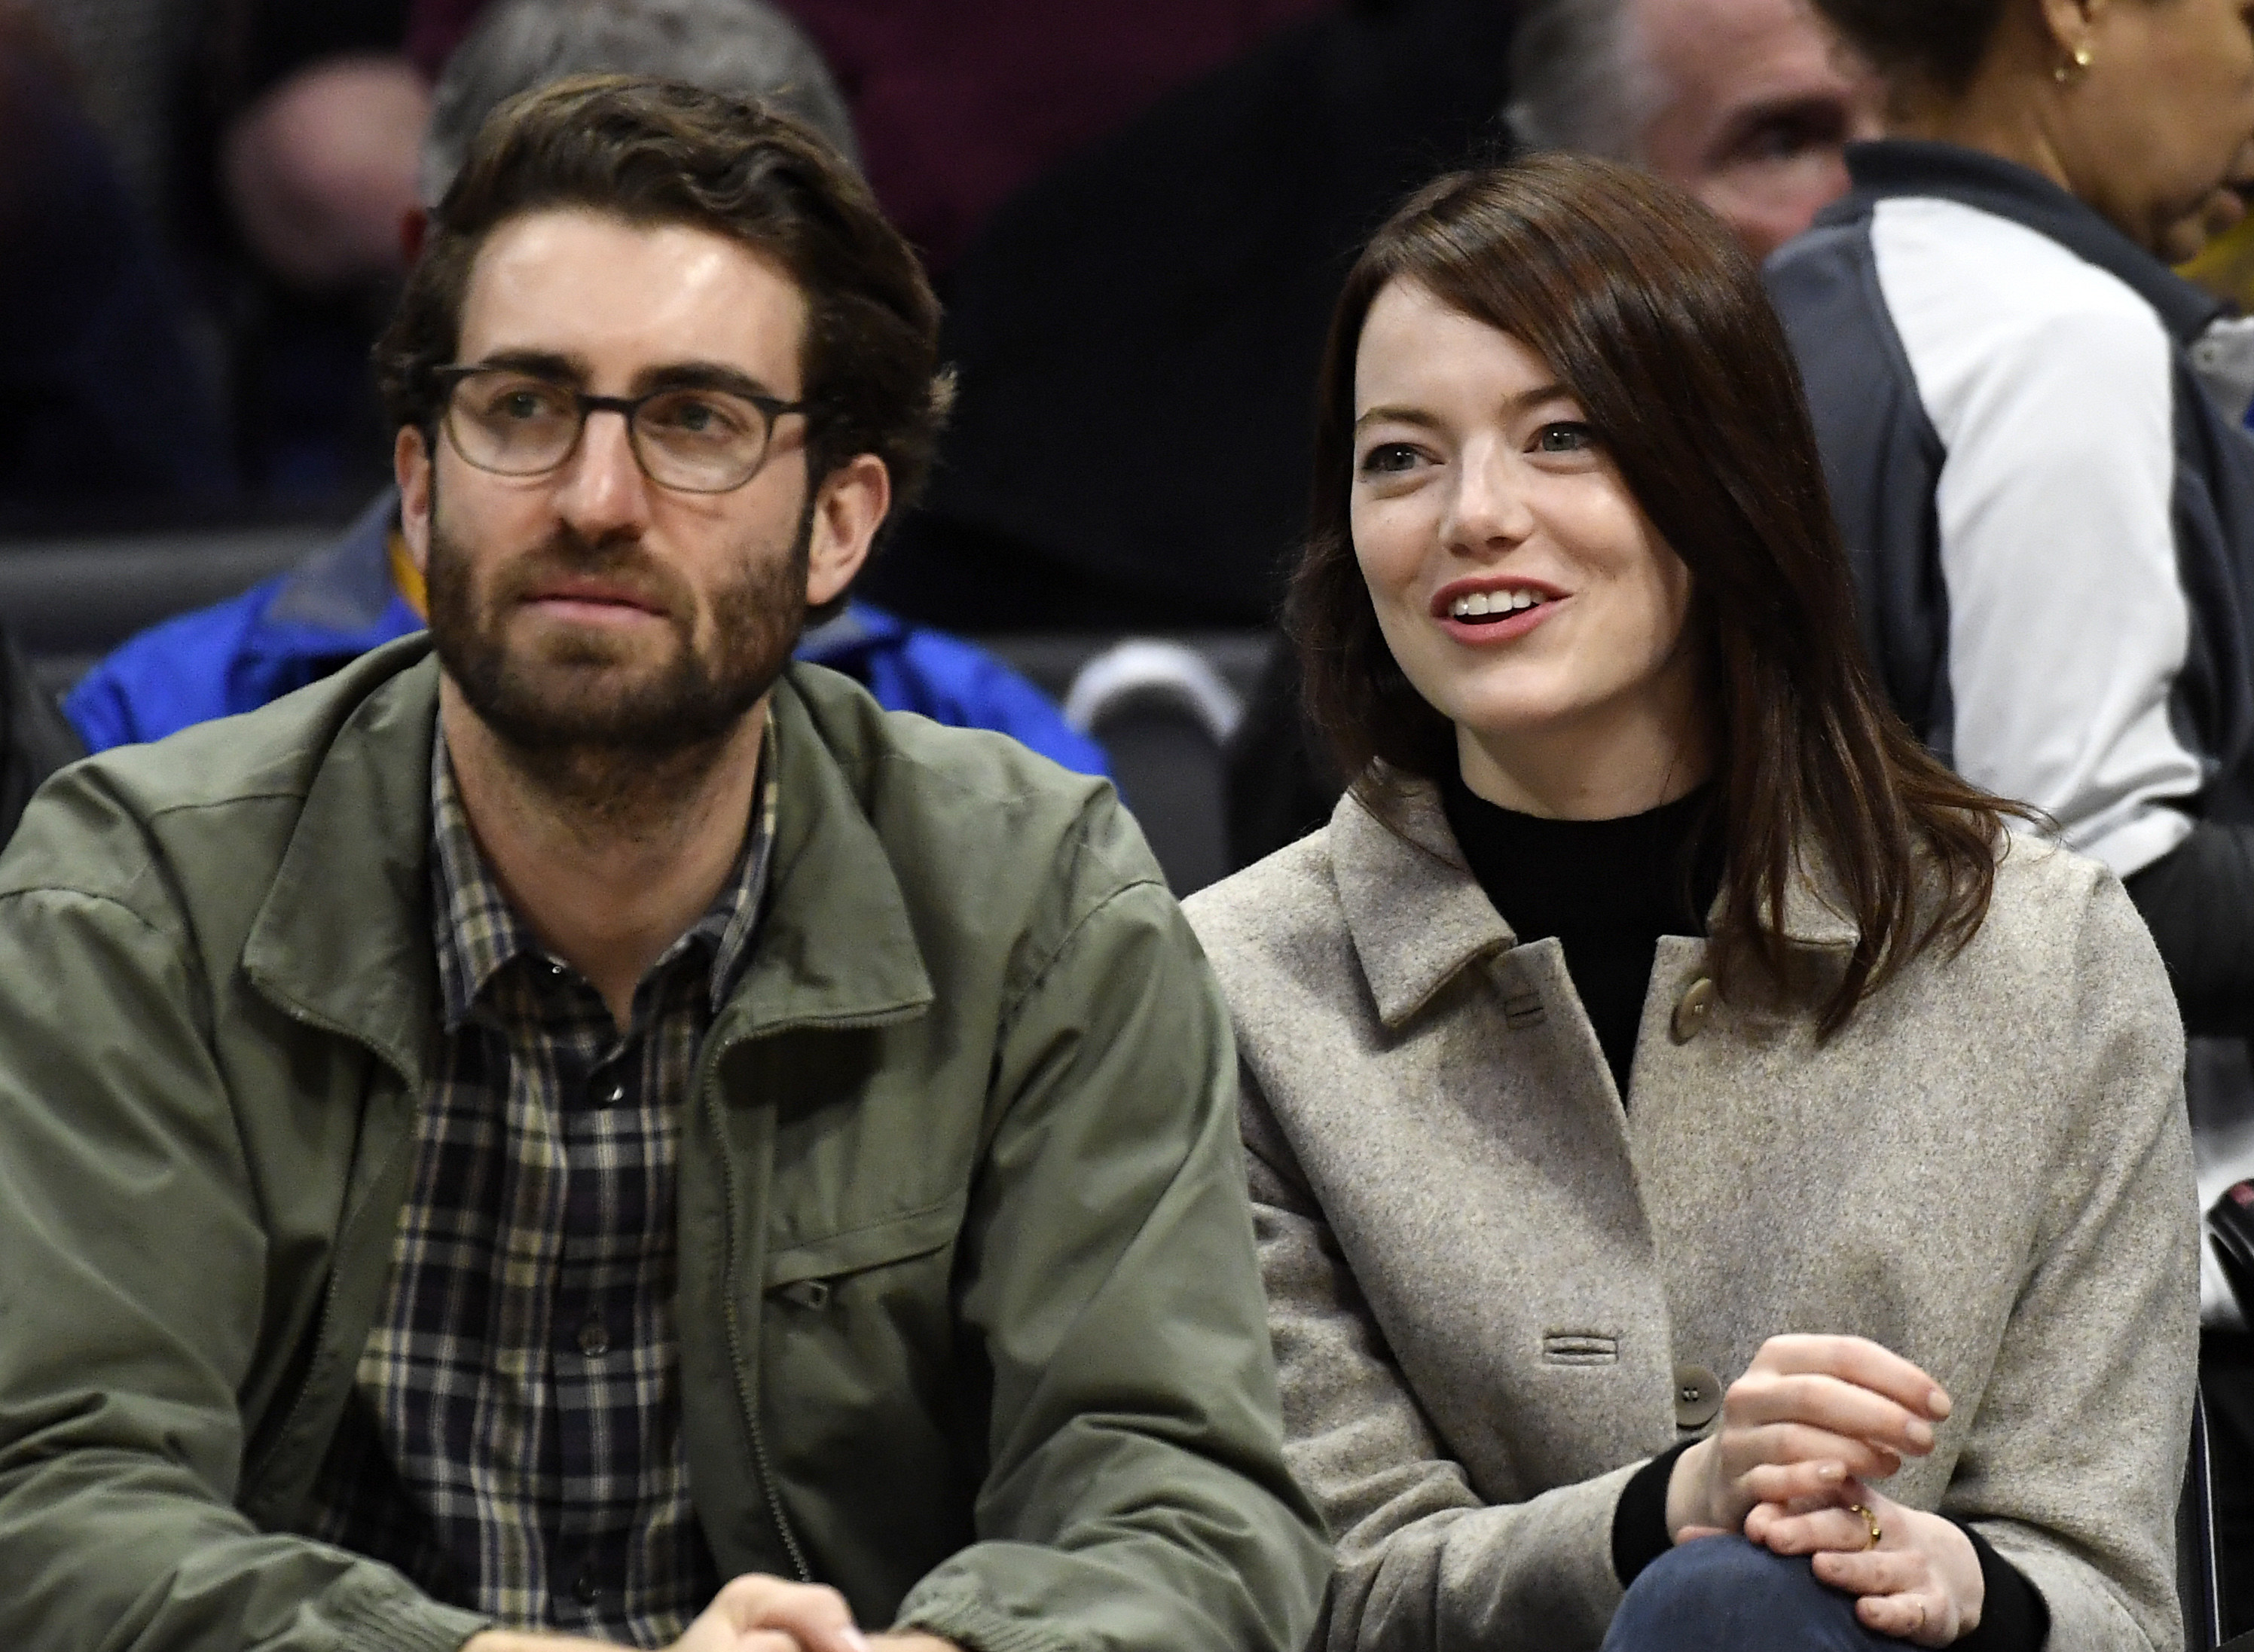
1663, 1435, 1717, 1540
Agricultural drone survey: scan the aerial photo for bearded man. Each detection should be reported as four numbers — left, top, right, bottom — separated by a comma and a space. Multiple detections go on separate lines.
0, 76, 1327, 1652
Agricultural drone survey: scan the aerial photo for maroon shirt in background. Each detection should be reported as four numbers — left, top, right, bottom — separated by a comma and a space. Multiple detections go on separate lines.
404, 0, 1335, 270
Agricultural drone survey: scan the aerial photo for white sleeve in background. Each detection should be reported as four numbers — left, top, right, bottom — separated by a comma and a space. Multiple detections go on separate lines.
1873, 196, 2201, 878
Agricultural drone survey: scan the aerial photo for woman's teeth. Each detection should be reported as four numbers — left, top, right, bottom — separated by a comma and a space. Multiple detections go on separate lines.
1449, 589, 1547, 620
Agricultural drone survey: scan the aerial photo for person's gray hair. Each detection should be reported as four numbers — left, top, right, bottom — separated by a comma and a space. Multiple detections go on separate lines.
420, 0, 860, 206
1504, 0, 1648, 161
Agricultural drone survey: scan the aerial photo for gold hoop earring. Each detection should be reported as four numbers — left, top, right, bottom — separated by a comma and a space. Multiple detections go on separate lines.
2054, 44, 2094, 84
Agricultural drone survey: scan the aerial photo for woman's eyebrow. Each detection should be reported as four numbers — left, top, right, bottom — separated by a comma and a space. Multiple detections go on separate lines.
1352, 405, 1444, 435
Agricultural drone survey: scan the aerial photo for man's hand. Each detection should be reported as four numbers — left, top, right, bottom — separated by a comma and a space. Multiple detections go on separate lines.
1749, 1486, 1986, 1645
461, 1578, 964, 1652
1663, 1334, 1951, 1542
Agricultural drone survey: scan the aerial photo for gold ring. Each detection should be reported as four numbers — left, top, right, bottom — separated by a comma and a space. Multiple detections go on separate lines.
1847, 1501, 1882, 1550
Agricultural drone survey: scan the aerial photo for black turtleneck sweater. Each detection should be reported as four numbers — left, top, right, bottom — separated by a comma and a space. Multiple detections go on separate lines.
1440, 773, 1723, 1100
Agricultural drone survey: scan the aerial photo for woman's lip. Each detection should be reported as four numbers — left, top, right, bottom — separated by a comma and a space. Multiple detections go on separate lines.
1436, 594, 1563, 646
1428, 576, 1569, 618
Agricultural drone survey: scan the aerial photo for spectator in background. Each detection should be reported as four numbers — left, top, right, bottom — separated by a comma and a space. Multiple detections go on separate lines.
0, 1, 234, 518
1764, 0, 2254, 1630
1223, 0, 1882, 869
1507, 0, 1882, 258
68, 0, 1107, 780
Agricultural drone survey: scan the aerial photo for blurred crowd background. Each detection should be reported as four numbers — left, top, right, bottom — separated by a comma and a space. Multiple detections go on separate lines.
0, 0, 1931, 893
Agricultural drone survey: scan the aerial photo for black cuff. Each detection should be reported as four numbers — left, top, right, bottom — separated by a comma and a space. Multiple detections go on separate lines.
1947, 1521, 2050, 1652
1611, 1441, 1697, 1586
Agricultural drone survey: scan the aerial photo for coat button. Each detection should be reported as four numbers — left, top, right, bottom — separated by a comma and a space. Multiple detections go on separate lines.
576, 1317, 609, 1357
1670, 976, 1718, 1043
571, 1568, 599, 1606
1674, 1363, 1722, 1430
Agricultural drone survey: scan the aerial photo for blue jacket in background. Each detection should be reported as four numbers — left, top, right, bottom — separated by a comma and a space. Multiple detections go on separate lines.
65, 493, 1109, 777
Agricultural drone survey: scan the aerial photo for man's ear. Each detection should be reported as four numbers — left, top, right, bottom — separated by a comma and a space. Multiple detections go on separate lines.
396, 426, 434, 569
805, 453, 890, 610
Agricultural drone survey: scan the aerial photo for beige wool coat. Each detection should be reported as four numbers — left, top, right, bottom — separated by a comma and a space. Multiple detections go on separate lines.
1184, 781, 2201, 1652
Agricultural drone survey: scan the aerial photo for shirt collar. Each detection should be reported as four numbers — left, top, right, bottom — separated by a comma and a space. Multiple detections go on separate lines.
428, 717, 779, 1031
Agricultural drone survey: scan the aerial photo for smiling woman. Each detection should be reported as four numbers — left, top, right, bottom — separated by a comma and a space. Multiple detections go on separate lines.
1184, 153, 2199, 1652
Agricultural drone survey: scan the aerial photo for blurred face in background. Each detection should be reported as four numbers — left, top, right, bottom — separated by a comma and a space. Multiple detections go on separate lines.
1632, 0, 1885, 258
2059, 0, 2254, 258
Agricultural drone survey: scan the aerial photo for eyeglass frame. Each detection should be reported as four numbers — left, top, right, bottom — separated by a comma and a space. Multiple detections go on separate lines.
429, 362, 811, 494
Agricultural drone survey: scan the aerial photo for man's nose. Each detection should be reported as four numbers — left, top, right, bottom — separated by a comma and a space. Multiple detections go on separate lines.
554, 408, 652, 535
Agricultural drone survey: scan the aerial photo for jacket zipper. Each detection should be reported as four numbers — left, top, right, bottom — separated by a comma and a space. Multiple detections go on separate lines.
704, 1055, 811, 1583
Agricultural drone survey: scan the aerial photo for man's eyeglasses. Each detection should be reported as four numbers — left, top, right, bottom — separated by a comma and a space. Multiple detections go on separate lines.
433, 365, 808, 494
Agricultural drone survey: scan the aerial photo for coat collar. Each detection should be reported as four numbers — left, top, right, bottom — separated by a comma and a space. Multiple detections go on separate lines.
243, 647, 933, 1089
1331, 775, 1861, 1031
1827, 139, 2227, 347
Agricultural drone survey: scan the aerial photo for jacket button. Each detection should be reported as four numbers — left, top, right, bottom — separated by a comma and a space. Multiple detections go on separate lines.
576, 1317, 609, 1357
1670, 977, 1718, 1043
1674, 1363, 1722, 1430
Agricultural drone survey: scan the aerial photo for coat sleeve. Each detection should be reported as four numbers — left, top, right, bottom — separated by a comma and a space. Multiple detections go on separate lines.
1940, 869, 2200, 1652
889, 823, 1330, 1652
0, 853, 486, 1650
1239, 1065, 1639, 1652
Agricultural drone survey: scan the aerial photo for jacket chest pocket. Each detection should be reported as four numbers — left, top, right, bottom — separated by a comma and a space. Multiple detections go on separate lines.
756, 1194, 975, 1547
761, 1195, 967, 1401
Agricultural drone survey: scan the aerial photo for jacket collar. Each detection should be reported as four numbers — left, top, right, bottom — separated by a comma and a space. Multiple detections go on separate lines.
1332, 775, 1861, 1031
1826, 139, 2226, 347
243, 647, 932, 1089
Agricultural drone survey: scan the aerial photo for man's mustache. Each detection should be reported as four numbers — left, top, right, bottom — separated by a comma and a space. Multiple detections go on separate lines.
490, 530, 693, 620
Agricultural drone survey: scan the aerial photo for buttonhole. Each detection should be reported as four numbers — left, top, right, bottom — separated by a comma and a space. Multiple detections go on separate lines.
1542, 1332, 1619, 1366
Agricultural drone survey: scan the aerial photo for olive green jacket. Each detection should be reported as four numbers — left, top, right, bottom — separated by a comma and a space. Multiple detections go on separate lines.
0, 638, 1327, 1652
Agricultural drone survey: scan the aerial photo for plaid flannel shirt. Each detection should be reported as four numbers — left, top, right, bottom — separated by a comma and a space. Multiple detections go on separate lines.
304, 723, 777, 1646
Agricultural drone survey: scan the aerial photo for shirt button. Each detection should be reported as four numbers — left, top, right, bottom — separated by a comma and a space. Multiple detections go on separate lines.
1670, 976, 1718, 1043
576, 1317, 610, 1357
1674, 1362, 1723, 1430
572, 1568, 599, 1606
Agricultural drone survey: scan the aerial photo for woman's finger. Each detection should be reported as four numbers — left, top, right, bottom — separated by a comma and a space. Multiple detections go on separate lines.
1748, 1334, 1953, 1421
1745, 1500, 1886, 1556
1726, 1370, 1939, 1458
1855, 1588, 1951, 1647
1810, 1545, 1926, 1597
1725, 1419, 1904, 1483
1736, 1456, 1851, 1508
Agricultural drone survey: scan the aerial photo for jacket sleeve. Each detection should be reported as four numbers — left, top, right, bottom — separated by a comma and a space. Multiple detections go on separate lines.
1940, 869, 2200, 1652
889, 834, 1330, 1652
0, 865, 487, 1651
1239, 1066, 1637, 1652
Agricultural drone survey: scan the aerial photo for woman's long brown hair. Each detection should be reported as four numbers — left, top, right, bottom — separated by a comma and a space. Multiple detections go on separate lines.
1290, 154, 2023, 1036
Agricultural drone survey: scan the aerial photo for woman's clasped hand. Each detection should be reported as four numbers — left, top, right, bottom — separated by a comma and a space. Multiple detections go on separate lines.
1668, 1335, 1984, 1645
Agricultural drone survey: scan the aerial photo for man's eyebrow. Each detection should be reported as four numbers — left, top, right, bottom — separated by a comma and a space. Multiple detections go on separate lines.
629, 362, 793, 402
468, 349, 591, 382
459, 353, 792, 404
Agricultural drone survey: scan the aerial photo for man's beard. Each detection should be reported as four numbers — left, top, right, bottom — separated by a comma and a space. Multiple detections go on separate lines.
426, 506, 809, 819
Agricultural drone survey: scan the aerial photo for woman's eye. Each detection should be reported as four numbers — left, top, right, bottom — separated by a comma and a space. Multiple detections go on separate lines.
1358, 443, 1422, 476
1535, 422, 1596, 454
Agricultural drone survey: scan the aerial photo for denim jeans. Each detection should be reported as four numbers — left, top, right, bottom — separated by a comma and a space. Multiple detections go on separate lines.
1602, 1535, 1897, 1650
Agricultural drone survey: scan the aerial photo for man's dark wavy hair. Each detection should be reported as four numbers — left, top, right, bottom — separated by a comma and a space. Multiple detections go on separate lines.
1290, 154, 2028, 1037
374, 74, 950, 581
